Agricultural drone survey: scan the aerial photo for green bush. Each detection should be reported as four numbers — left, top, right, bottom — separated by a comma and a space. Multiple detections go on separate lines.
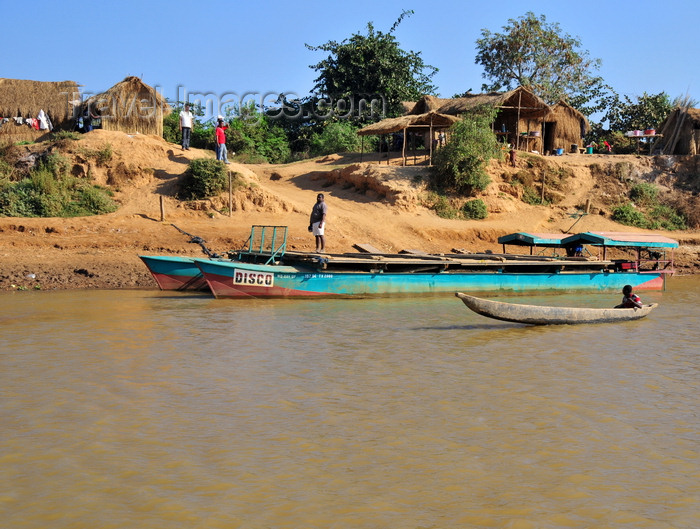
0, 169, 117, 217
462, 199, 488, 219
181, 158, 228, 199
629, 182, 658, 207
425, 192, 459, 219
612, 203, 648, 228
309, 121, 362, 156
648, 205, 687, 230
521, 186, 544, 205
431, 105, 501, 195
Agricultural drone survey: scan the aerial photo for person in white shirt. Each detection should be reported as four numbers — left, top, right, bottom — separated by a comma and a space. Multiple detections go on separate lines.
179, 104, 194, 150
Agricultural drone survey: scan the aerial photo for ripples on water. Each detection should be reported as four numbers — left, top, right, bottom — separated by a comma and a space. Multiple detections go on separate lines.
1, 277, 699, 528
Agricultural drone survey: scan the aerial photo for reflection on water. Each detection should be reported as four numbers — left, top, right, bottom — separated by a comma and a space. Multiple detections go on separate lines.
1, 277, 699, 528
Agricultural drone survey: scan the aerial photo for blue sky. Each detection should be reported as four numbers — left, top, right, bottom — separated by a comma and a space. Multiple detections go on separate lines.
2, 0, 697, 120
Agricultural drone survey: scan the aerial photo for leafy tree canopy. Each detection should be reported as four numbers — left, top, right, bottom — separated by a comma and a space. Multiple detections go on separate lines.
604, 92, 673, 132
475, 12, 603, 108
306, 10, 438, 118
431, 105, 501, 195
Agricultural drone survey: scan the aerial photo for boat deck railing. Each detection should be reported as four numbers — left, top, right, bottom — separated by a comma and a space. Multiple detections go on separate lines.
237, 225, 288, 264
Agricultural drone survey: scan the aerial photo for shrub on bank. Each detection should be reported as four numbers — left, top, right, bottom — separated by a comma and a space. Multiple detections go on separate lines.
462, 199, 488, 219
0, 165, 117, 217
180, 158, 228, 199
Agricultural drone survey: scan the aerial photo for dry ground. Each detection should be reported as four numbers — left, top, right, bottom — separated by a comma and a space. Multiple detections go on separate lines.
1, 130, 698, 291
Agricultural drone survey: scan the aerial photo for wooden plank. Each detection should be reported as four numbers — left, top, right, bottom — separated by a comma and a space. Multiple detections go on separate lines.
353, 243, 384, 254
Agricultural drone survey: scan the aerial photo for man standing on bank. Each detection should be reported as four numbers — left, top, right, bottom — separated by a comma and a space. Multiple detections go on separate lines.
179, 104, 194, 150
309, 193, 328, 253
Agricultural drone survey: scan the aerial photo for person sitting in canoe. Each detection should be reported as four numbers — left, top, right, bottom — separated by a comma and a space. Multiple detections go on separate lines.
615, 284, 643, 309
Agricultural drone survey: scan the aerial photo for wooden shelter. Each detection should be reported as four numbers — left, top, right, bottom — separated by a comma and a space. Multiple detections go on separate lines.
0, 78, 80, 143
82, 76, 170, 137
408, 87, 551, 153
357, 87, 552, 164
656, 107, 700, 155
545, 101, 590, 154
356, 111, 460, 165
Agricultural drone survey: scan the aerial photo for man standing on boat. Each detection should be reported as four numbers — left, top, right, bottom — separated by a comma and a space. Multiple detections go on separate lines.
309, 193, 328, 253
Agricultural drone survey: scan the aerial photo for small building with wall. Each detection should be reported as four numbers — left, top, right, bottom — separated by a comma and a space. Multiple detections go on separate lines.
81, 76, 170, 137
408, 87, 551, 153
544, 101, 590, 154
0, 78, 80, 144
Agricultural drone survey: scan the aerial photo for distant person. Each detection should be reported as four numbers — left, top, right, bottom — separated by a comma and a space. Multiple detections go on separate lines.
83, 104, 100, 133
308, 193, 328, 252
215, 118, 229, 164
509, 147, 517, 167
179, 104, 194, 150
614, 284, 643, 309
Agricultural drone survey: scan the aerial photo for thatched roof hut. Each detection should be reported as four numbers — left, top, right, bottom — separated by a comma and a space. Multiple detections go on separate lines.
0, 78, 80, 143
83, 76, 170, 137
656, 107, 700, 155
545, 101, 590, 153
356, 111, 460, 166
407, 87, 551, 152
357, 112, 459, 136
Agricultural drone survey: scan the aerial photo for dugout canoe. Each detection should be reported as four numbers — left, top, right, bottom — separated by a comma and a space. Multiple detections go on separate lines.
455, 292, 657, 325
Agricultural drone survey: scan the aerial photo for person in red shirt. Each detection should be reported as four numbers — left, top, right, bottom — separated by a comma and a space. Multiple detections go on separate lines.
215, 118, 229, 164
615, 284, 643, 308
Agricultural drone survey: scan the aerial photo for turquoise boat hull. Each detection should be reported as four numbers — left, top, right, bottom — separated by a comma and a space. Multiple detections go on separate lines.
139, 255, 210, 291
194, 259, 666, 299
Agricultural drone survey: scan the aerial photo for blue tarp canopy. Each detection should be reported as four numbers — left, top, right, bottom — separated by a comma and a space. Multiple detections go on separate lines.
562, 232, 678, 249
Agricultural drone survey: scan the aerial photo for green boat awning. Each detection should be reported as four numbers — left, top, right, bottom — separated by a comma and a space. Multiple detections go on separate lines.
562, 232, 679, 249
498, 232, 571, 247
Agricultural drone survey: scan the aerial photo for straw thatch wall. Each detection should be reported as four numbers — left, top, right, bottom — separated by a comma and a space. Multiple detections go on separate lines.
545, 101, 590, 153
657, 108, 700, 155
82, 76, 171, 137
0, 78, 80, 143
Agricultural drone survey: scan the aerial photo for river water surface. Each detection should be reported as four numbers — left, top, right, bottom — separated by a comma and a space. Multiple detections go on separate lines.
1, 277, 699, 528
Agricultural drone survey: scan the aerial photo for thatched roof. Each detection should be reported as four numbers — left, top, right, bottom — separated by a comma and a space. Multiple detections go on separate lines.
546, 100, 590, 149
657, 107, 700, 155
0, 78, 80, 125
550, 100, 589, 131
357, 111, 460, 136
409, 87, 550, 118
83, 76, 171, 136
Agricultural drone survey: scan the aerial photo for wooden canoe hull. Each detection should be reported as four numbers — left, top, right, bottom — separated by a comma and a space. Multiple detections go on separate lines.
455, 292, 657, 325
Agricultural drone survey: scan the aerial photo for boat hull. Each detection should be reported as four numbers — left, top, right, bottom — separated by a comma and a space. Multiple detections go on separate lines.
195, 259, 666, 299
139, 256, 209, 291
455, 292, 658, 325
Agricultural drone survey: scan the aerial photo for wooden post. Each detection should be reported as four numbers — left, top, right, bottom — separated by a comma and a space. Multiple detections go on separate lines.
540, 172, 546, 203
229, 170, 233, 217
429, 116, 434, 166
401, 127, 407, 166
159, 195, 165, 221
585, 198, 591, 214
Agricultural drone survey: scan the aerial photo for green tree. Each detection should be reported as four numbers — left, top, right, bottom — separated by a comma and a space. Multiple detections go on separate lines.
475, 12, 603, 107
306, 10, 438, 119
225, 103, 291, 163
604, 92, 673, 132
309, 121, 363, 156
432, 105, 502, 195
